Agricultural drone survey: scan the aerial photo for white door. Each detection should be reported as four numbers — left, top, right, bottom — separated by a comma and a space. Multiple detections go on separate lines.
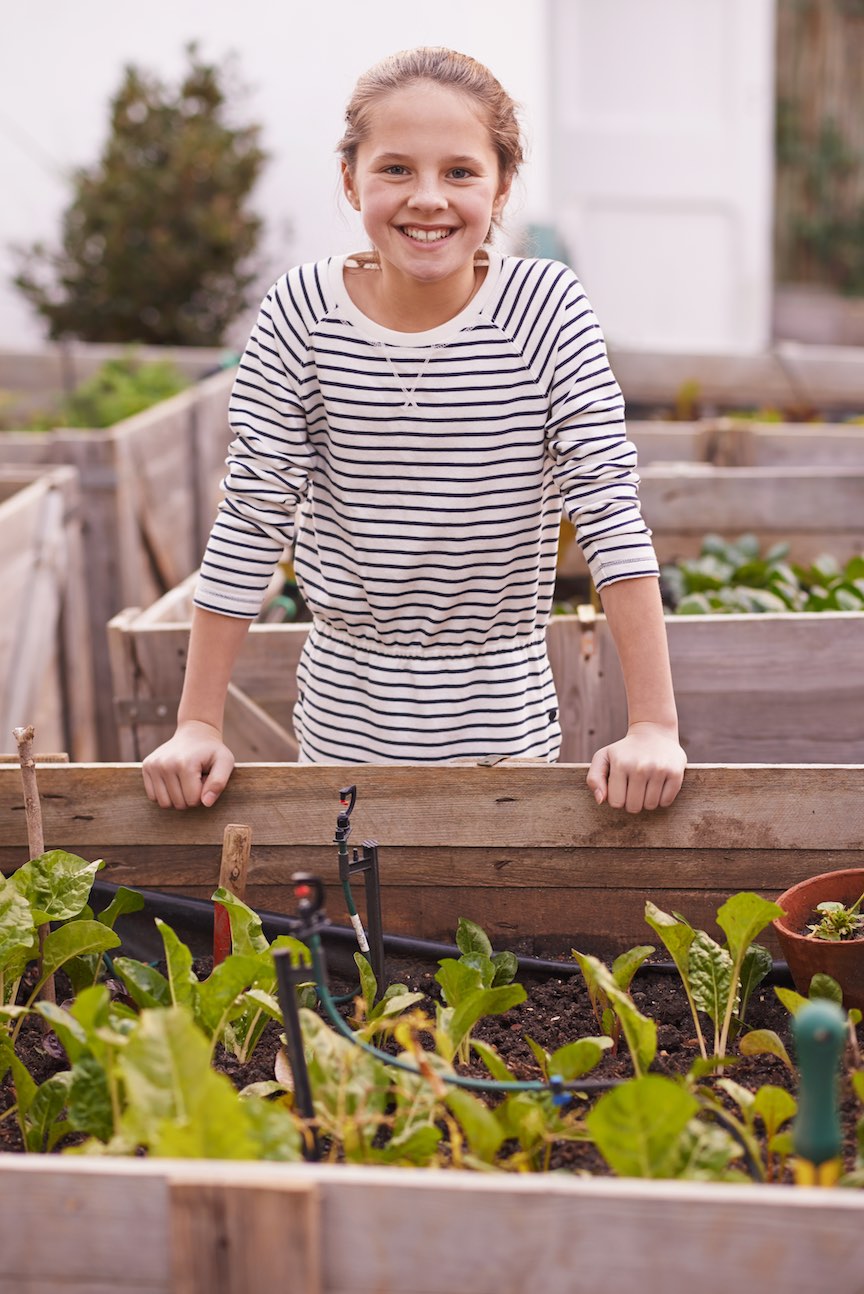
548, 0, 776, 353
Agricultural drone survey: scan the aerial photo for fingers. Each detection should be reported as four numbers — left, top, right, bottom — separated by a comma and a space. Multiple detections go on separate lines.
585, 749, 610, 805
201, 748, 235, 808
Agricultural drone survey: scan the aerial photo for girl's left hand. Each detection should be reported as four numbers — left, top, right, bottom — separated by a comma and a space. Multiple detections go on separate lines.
586, 722, 687, 813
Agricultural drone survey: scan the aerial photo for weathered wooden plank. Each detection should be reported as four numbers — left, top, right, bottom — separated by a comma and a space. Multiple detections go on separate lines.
713, 420, 864, 468
0, 1158, 169, 1291
2, 1148, 863, 1294
223, 683, 300, 761
170, 1179, 319, 1294
2, 763, 862, 851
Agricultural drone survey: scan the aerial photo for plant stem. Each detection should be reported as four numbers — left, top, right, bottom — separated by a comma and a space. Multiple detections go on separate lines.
13, 726, 56, 1013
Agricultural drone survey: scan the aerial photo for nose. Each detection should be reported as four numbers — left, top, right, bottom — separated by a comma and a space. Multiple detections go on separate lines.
407, 173, 447, 211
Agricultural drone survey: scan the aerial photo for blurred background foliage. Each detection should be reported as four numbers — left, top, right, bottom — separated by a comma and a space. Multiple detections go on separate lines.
11, 44, 266, 345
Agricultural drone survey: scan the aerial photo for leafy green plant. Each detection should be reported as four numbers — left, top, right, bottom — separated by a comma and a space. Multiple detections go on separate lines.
351, 953, 425, 1043
24, 355, 189, 431
572, 953, 657, 1077
643, 894, 780, 1062
806, 891, 864, 941
571, 944, 654, 1054
434, 918, 525, 1064
661, 534, 864, 614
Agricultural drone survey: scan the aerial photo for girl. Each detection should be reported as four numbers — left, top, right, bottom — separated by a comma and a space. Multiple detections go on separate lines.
142, 46, 686, 814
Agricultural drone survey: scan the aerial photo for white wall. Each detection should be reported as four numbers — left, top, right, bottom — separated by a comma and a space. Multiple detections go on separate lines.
549, 0, 776, 353
0, 0, 550, 348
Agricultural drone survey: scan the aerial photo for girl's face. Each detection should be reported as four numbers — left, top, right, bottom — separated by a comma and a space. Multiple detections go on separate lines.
342, 82, 511, 291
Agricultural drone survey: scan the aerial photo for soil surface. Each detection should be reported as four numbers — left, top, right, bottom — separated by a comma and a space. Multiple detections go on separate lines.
2, 955, 860, 1178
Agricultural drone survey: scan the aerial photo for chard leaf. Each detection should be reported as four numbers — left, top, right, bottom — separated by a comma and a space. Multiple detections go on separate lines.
491, 950, 518, 987
195, 955, 266, 1036
575, 953, 656, 1075
211, 887, 268, 956
716, 892, 784, 965
774, 986, 809, 1016
38, 921, 120, 987
372, 1123, 442, 1167
34, 1001, 89, 1063
446, 1087, 506, 1163
689, 932, 733, 1026
67, 1055, 114, 1142
752, 1085, 797, 1139
156, 918, 197, 1009
644, 901, 695, 979
113, 956, 171, 1009
548, 1036, 612, 1080
26, 1071, 74, 1152
12, 851, 102, 921
435, 958, 482, 1007
444, 984, 526, 1060
455, 917, 493, 961
0, 876, 36, 972
809, 973, 843, 1005
471, 1038, 517, 1083
354, 952, 377, 1013
738, 1029, 794, 1071
97, 886, 145, 929
586, 1076, 698, 1177
612, 945, 655, 992
738, 943, 773, 1023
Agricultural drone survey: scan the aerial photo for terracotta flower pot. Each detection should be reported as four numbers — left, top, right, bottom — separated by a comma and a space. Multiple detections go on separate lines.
773, 868, 864, 1013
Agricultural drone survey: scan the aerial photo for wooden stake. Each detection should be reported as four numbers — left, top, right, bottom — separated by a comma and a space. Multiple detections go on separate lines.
13, 725, 56, 1008
213, 824, 253, 966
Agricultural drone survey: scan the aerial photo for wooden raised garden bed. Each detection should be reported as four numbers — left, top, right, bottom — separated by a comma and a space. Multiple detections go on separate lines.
109, 581, 864, 765
1, 1156, 862, 1294
0, 466, 95, 759
1, 759, 863, 1292
0, 368, 235, 757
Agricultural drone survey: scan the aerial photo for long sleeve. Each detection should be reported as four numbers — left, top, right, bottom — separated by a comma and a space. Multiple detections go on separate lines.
194, 282, 316, 618
544, 275, 658, 590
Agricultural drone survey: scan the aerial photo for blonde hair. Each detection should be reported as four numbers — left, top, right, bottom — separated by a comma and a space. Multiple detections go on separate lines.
338, 46, 525, 195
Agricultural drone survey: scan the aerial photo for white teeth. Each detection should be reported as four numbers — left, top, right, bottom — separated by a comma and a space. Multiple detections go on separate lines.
403, 227, 452, 242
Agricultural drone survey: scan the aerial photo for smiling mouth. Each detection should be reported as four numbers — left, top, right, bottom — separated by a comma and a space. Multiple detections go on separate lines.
400, 226, 455, 243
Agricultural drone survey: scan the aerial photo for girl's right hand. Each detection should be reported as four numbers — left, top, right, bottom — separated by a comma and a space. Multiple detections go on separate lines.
141, 720, 235, 810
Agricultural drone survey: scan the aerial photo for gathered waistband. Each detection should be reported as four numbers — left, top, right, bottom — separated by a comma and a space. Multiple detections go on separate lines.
309, 618, 548, 661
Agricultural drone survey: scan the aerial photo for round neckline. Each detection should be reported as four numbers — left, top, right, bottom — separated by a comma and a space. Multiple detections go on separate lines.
327, 247, 503, 346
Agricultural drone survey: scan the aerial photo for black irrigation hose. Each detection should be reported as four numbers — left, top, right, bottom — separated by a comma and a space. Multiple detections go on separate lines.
89, 879, 794, 985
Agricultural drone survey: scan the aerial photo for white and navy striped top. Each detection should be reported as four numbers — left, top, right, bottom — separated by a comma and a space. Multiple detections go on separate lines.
195, 249, 659, 764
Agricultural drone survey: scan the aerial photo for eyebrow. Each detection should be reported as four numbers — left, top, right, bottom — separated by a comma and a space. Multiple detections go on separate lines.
370, 152, 488, 168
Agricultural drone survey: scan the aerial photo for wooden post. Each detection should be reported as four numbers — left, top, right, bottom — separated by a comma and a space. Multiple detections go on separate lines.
12, 725, 55, 1007
213, 824, 253, 966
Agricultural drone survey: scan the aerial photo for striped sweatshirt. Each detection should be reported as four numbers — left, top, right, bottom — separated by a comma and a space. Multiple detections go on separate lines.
194, 248, 659, 764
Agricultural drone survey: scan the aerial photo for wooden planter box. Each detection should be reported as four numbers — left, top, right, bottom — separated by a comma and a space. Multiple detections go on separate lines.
109, 583, 864, 765
0, 466, 96, 759
630, 418, 864, 469
2, 761, 862, 958
0, 369, 235, 757
0, 1156, 862, 1294
1, 760, 862, 1292
559, 464, 864, 575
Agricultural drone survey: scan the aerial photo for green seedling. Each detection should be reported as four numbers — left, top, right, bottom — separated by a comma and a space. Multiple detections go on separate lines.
807, 890, 864, 941
434, 918, 525, 1064
351, 952, 425, 1043
571, 944, 654, 1054
572, 952, 656, 1077
644, 895, 780, 1062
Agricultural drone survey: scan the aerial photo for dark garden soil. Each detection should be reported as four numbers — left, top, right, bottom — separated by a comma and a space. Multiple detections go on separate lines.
1, 956, 860, 1178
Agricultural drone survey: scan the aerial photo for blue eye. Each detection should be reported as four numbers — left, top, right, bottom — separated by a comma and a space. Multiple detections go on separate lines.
383, 165, 408, 175
449, 168, 473, 180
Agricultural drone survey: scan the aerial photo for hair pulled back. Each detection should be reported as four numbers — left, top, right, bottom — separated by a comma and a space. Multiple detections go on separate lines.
338, 46, 525, 185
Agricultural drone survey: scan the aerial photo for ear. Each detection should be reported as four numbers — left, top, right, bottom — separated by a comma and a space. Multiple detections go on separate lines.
492, 173, 513, 218
341, 160, 361, 211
